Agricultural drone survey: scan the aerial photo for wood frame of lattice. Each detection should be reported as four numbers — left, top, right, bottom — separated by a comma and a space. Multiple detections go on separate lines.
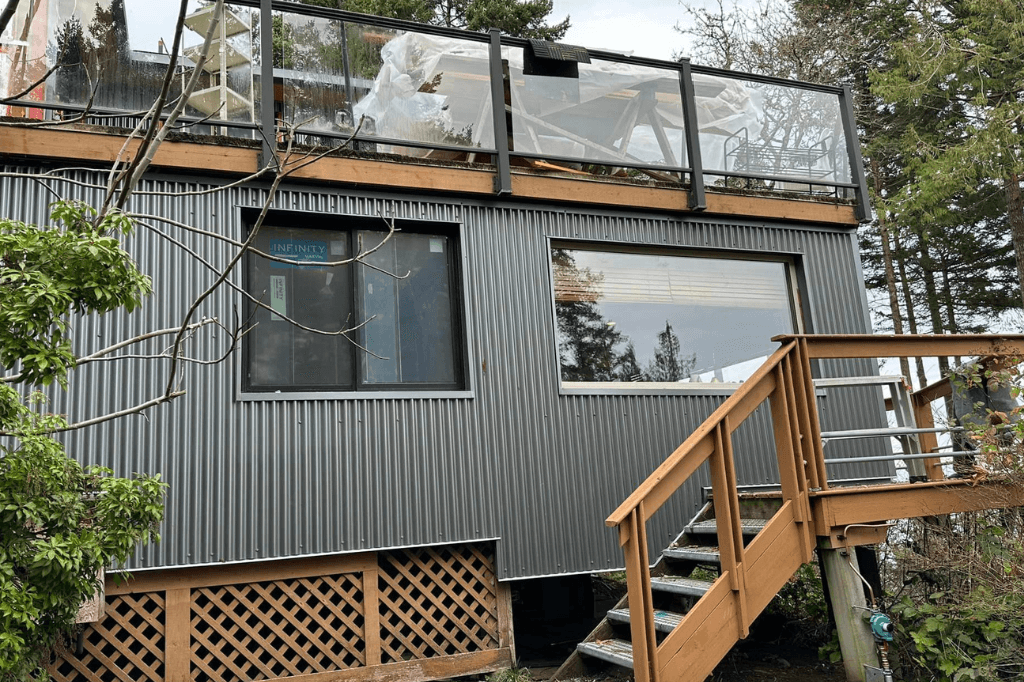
49, 543, 514, 682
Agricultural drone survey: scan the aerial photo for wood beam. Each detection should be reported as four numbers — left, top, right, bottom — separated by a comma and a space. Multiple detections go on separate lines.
810, 479, 1024, 531
774, 334, 1024, 359
0, 126, 860, 225
282, 649, 514, 682
107, 552, 377, 594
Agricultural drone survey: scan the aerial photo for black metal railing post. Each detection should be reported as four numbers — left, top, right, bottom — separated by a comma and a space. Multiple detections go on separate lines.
487, 28, 512, 195
258, 0, 276, 169
839, 85, 871, 222
679, 59, 706, 210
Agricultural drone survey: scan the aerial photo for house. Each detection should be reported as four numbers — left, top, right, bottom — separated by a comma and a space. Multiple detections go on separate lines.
4, 2, 1023, 682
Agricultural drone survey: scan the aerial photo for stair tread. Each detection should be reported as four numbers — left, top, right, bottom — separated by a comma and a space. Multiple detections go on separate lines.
607, 607, 683, 632
578, 638, 634, 668
650, 575, 714, 596
663, 546, 721, 562
687, 518, 767, 534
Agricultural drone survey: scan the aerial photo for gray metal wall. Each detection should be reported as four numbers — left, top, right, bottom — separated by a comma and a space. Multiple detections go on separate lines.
0, 165, 890, 580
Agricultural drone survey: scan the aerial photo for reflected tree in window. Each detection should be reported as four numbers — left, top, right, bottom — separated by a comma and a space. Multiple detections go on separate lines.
553, 248, 633, 381
615, 342, 644, 382
645, 321, 696, 382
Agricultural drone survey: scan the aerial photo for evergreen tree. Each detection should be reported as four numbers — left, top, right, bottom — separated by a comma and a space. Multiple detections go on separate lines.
302, 0, 569, 39
645, 322, 695, 382
552, 249, 629, 381
615, 342, 644, 382
871, 0, 1024, 311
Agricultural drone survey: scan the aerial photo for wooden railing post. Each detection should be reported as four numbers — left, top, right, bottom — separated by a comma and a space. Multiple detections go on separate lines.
621, 508, 658, 682
770, 361, 814, 561
711, 423, 748, 638
793, 338, 828, 490
912, 393, 945, 481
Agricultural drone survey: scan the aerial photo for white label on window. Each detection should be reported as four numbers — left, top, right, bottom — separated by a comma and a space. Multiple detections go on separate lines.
429, 238, 444, 253
367, 283, 373, 295
330, 240, 345, 256
270, 276, 287, 321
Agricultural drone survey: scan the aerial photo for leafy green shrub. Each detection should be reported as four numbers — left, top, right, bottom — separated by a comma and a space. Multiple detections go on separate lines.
893, 588, 1024, 681
1, 202, 165, 680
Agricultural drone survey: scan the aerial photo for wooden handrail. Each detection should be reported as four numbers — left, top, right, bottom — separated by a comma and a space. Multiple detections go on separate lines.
774, 333, 1024, 359
606, 341, 798, 528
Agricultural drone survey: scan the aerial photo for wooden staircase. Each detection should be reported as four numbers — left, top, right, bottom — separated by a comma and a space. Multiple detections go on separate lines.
554, 335, 1024, 682
567, 496, 783, 677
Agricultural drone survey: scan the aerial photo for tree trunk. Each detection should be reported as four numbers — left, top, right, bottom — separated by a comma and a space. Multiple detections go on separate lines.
1005, 172, 1024, 311
894, 231, 928, 386
873, 160, 913, 384
918, 238, 950, 376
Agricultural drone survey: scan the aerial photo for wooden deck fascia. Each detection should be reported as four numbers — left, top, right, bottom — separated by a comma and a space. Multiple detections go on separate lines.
810, 478, 1024, 540
0, 125, 859, 226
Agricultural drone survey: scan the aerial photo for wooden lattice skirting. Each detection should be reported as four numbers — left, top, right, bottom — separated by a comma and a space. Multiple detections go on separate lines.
48, 543, 514, 682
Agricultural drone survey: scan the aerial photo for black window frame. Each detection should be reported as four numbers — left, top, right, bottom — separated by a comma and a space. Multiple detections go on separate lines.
241, 210, 467, 395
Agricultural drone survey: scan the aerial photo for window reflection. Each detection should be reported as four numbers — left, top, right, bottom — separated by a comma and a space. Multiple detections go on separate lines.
552, 247, 797, 386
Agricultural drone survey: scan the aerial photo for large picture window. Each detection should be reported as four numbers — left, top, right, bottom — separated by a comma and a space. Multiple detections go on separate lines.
551, 245, 799, 387
245, 219, 463, 393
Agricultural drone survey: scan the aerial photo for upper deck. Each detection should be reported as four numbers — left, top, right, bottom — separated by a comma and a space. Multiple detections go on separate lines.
0, 0, 867, 225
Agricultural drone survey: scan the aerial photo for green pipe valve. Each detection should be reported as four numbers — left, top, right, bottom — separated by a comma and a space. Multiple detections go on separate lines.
869, 612, 895, 642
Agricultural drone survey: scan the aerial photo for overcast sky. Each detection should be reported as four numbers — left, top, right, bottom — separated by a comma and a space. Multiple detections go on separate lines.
551, 0, 694, 61
123, 0, 700, 61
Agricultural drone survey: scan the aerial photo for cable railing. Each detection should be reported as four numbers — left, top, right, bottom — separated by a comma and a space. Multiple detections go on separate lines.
0, 0, 869, 214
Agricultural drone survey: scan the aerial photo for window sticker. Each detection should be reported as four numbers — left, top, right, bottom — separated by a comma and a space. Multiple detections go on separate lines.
429, 238, 444, 253
270, 275, 287, 320
330, 240, 346, 256
270, 239, 329, 268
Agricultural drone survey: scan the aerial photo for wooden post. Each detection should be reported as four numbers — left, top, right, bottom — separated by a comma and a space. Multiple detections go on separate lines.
363, 561, 382, 666
621, 510, 657, 682
164, 587, 191, 682
912, 393, 945, 481
819, 546, 878, 682
496, 580, 516, 662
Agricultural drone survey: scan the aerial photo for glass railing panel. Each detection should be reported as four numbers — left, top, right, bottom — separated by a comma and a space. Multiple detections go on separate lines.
0, 0, 259, 130
693, 73, 851, 187
504, 47, 686, 169
273, 11, 360, 141
277, 16, 496, 153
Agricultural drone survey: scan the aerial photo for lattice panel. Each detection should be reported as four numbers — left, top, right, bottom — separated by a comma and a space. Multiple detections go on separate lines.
378, 544, 498, 663
190, 573, 365, 681
49, 592, 166, 682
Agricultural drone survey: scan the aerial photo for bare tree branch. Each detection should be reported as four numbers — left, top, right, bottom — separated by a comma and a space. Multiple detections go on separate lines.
0, 0, 20, 37
1, 391, 188, 436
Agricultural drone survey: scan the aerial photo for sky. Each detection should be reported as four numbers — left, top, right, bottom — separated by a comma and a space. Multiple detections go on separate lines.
122, 0, 699, 61
551, 0, 697, 61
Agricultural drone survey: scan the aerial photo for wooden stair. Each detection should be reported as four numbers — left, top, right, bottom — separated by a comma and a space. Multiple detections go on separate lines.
555, 496, 793, 681
551, 335, 1024, 682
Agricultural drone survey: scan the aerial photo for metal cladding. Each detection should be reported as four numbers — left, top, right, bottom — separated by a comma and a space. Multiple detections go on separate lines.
1, 165, 891, 580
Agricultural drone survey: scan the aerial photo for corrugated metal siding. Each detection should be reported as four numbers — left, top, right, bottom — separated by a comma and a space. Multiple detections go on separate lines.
1, 165, 890, 579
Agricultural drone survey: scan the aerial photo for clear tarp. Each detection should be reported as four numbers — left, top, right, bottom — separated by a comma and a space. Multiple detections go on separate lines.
505, 47, 686, 168
347, 30, 495, 150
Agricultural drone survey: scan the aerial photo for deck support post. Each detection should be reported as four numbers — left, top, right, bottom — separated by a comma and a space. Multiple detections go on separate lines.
819, 546, 879, 682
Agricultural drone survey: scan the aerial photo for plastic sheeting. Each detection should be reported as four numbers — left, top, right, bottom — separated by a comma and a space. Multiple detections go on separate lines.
353, 32, 763, 167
